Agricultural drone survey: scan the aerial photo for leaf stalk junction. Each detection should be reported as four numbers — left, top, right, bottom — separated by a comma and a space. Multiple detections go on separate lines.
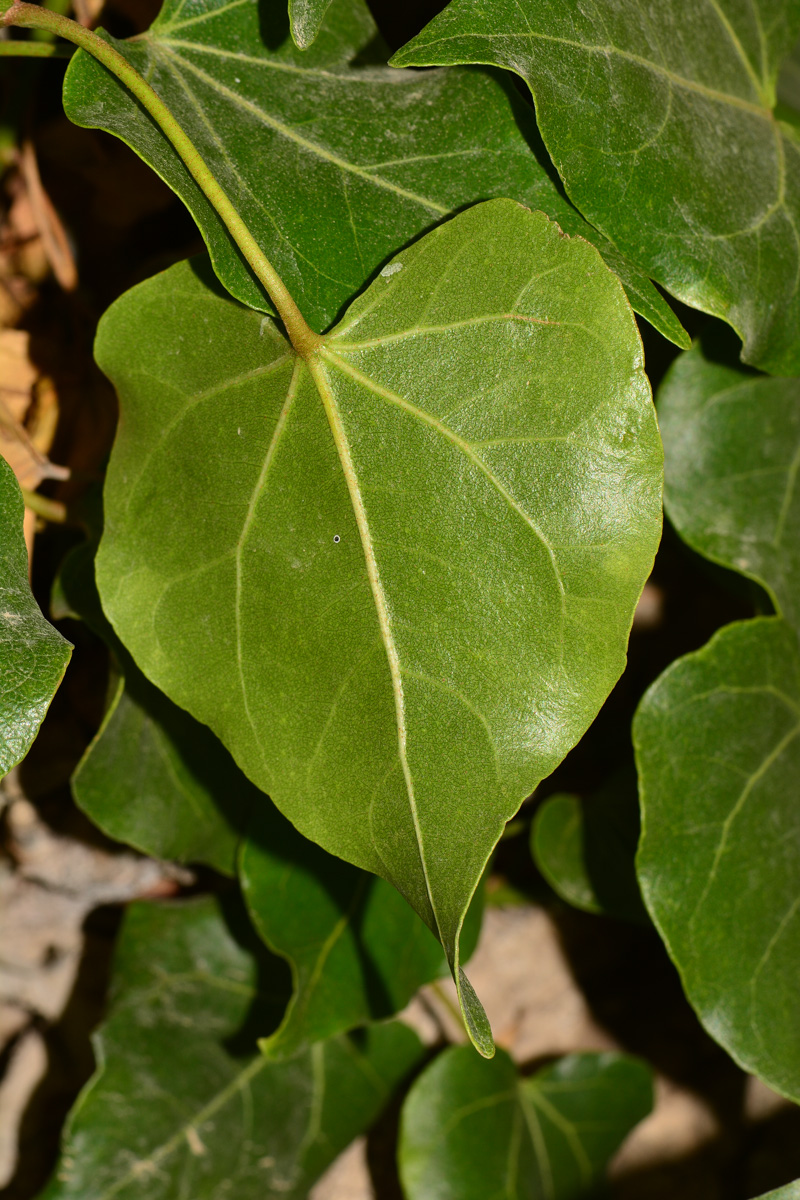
1, 1, 324, 359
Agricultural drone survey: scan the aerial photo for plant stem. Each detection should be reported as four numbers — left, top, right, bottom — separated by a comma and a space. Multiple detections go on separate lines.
21, 488, 66, 523
0, 38, 73, 55
1, 2, 323, 357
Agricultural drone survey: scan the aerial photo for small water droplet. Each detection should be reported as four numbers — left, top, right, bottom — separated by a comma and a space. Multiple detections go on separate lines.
333, 535, 340, 543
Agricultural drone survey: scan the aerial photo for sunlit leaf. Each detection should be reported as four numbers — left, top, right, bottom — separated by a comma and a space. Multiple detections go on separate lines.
0, 454, 71, 777
288, 0, 333, 49
95, 203, 662, 1053
61, 0, 687, 345
399, 1046, 653, 1200
393, 0, 800, 373
42, 894, 424, 1200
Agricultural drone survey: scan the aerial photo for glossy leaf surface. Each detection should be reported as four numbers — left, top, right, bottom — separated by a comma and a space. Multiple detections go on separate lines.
61, 0, 686, 344
394, 0, 800, 373
0, 455, 71, 777
95, 204, 662, 1053
288, 0, 333, 48
660, 332, 800, 627
55, 542, 251, 874
635, 617, 800, 1102
43, 894, 424, 1200
532, 775, 648, 923
399, 1046, 653, 1200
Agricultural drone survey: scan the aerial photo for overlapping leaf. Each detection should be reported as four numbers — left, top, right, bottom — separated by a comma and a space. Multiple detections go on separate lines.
94, 203, 662, 1053
52, 541, 251, 874
636, 334, 800, 1100
42, 894, 425, 1200
659, 331, 800, 626
0, 455, 71, 776
241, 803, 485, 1058
399, 1046, 653, 1200
394, 0, 800, 373
532, 773, 648, 923
635, 617, 800, 1101
61, 0, 686, 344
288, 0, 332, 49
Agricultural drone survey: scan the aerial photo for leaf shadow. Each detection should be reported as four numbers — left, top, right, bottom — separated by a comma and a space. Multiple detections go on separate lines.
244, 800, 398, 1024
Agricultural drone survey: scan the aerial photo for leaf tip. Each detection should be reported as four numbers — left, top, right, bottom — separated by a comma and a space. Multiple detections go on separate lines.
456, 968, 495, 1058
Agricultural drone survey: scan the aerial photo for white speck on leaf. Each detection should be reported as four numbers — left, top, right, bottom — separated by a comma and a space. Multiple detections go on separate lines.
380, 263, 403, 278
259, 317, 270, 337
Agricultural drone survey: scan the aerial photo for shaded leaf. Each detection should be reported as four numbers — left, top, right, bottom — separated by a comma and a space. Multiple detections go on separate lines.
95, 203, 662, 1053
0, 454, 71, 777
42, 893, 425, 1200
55, 541, 252, 874
289, 0, 333, 49
659, 329, 799, 627
61, 0, 687, 345
399, 1046, 653, 1200
241, 800, 484, 1058
532, 772, 648, 923
393, 0, 800, 373
635, 616, 800, 1102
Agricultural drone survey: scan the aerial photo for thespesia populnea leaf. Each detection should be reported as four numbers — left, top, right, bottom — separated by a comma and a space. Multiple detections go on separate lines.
241, 800, 484, 1058
52, 540, 251, 875
398, 1046, 653, 1200
288, 0, 333, 49
94, 202, 663, 1054
659, 330, 800, 628
532, 772, 648, 923
0, 455, 71, 777
60, 0, 687, 346
393, 0, 800, 375
635, 616, 800, 1102
41, 894, 425, 1200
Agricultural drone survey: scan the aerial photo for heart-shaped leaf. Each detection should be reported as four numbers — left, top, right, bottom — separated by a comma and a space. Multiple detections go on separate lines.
0, 455, 71, 777
659, 330, 800, 627
288, 0, 333, 49
532, 773, 648, 923
635, 616, 800, 1102
94, 202, 662, 1053
393, 0, 800, 374
52, 540, 252, 874
241, 801, 485, 1058
399, 1046, 653, 1200
42, 893, 425, 1200
60, 0, 686, 346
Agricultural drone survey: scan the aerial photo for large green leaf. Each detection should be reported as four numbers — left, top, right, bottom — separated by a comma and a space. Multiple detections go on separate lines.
399, 1046, 653, 1200
635, 616, 800, 1102
42, 894, 425, 1200
393, 0, 800, 374
241, 802, 484, 1058
94, 203, 663, 1053
53, 541, 252, 874
659, 331, 800, 627
531, 773, 648, 923
61, 0, 686, 345
0, 455, 71, 777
